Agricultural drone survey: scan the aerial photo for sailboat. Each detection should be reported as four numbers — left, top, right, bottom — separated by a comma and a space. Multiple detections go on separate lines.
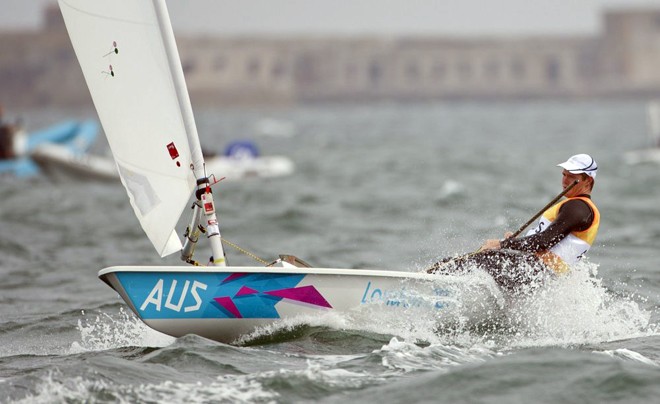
58, 0, 502, 343
623, 101, 660, 165
0, 119, 99, 178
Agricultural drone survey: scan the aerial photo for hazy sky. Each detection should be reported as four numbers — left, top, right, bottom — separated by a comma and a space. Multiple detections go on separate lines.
3, 0, 660, 36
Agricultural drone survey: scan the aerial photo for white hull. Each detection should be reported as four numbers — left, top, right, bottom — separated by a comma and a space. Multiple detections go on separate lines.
205, 156, 294, 180
99, 266, 504, 343
31, 144, 119, 182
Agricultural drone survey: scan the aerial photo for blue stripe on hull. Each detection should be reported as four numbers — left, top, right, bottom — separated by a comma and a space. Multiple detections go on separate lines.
116, 272, 307, 319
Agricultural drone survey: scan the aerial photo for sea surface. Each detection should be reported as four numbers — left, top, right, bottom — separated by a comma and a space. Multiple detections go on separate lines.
1, 101, 659, 403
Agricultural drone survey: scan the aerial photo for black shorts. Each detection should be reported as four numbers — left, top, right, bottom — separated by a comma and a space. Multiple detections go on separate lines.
430, 249, 553, 292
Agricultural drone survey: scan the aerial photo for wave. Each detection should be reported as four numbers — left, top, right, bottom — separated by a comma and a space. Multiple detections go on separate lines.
70, 307, 174, 353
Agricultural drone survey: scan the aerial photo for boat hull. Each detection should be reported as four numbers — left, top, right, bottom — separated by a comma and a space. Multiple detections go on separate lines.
204, 155, 294, 180
0, 120, 99, 178
99, 266, 503, 343
31, 144, 118, 182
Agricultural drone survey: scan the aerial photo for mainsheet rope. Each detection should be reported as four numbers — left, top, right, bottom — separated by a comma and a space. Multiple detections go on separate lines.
220, 237, 269, 265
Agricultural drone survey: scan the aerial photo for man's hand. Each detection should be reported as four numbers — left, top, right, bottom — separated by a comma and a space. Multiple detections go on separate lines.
480, 231, 514, 251
480, 239, 501, 251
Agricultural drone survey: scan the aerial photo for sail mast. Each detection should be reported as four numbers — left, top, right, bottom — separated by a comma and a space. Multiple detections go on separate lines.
152, 0, 227, 265
152, 0, 203, 176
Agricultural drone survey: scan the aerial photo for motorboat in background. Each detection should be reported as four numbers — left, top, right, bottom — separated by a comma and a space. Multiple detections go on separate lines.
31, 142, 119, 182
0, 119, 99, 178
203, 140, 295, 180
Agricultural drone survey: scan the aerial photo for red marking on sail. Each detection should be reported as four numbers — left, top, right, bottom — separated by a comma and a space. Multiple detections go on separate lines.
235, 286, 259, 297
263, 285, 332, 308
166, 142, 179, 159
222, 273, 249, 284
214, 297, 242, 318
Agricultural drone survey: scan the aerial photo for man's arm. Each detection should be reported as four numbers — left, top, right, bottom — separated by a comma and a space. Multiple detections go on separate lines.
500, 199, 594, 253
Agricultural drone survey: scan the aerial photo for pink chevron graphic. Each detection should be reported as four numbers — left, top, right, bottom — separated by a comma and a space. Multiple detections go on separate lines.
263, 285, 332, 308
214, 297, 242, 318
222, 273, 249, 284
235, 286, 259, 297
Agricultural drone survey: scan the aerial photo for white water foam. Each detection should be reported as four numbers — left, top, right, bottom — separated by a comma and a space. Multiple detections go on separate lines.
13, 370, 110, 404
286, 359, 372, 389
234, 357, 376, 395
234, 311, 354, 345
596, 348, 659, 367
436, 180, 465, 201
335, 260, 660, 380
503, 261, 659, 348
69, 307, 174, 353
14, 369, 279, 404
129, 376, 278, 404
376, 337, 499, 374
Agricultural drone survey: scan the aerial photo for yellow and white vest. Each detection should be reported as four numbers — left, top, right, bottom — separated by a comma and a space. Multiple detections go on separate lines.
526, 197, 600, 274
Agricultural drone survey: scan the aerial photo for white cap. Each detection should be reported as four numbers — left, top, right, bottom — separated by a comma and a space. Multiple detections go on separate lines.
557, 154, 597, 179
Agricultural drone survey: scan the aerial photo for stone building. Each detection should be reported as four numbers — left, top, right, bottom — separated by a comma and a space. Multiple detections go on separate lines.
0, 5, 89, 107
2, 5, 660, 107
598, 9, 660, 93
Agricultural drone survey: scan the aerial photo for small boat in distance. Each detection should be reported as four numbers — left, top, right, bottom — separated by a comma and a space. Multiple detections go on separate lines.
31, 143, 119, 182
202, 139, 295, 180
623, 101, 660, 165
0, 119, 99, 178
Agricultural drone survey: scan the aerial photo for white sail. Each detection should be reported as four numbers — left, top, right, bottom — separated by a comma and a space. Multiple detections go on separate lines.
59, 0, 204, 257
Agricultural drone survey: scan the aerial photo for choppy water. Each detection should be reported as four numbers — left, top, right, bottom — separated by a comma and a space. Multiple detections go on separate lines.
1, 101, 659, 403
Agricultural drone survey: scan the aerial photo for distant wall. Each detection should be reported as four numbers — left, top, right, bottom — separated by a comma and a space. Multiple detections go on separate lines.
2, 5, 660, 108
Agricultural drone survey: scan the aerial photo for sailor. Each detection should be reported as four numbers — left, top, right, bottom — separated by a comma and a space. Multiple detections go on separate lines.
0, 105, 26, 160
0, 104, 16, 159
431, 154, 600, 291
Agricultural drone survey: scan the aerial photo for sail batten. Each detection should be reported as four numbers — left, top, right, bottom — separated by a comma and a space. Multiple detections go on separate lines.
59, 0, 197, 257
